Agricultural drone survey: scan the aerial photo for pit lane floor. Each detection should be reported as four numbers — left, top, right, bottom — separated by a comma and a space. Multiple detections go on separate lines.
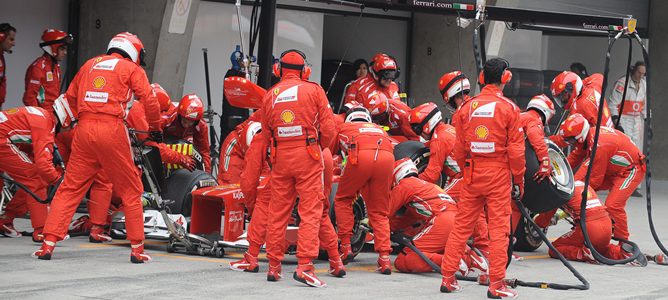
2, 181, 668, 300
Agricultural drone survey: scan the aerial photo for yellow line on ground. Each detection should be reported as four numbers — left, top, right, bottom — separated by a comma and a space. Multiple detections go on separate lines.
521, 254, 550, 260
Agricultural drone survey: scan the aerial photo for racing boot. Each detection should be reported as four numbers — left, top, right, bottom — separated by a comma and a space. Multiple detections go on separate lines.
32, 239, 56, 260
230, 251, 259, 272
267, 261, 283, 282
463, 246, 489, 275
32, 228, 44, 243
622, 243, 648, 267
328, 257, 346, 278
440, 274, 462, 293
89, 225, 112, 243
130, 241, 152, 263
377, 255, 392, 275
487, 280, 518, 299
0, 217, 21, 238
339, 243, 354, 265
293, 262, 327, 288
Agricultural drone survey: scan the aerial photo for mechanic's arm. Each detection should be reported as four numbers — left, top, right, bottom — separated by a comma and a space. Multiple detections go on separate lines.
608, 80, 623, 117
131, 67, 161, 131
534, 208, 557, 228
194, 121, 211, 172
30, 116, 61, 184
240, 135, 267, 215
549, 134, 567, 149
525, 120, 549, 162
388, 184, 414, 232
419, 139, 446, 184
452, 112, 466, 171
566, 145, 586, 170
22, 65, 43, 107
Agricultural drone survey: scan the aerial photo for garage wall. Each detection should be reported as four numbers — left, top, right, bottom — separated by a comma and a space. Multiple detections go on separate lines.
0, 0, 70, 109
322, 15, 409, 86
183, 1, 323, 115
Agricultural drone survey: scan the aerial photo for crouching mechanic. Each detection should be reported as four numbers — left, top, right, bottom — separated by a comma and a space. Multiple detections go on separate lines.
391, 158, 488, 276
558, 113, 645, 242
34, 32, 161, 263
366, 92, 418, 140
218, 111, 263, 184
0, 106, 63, 240
258, 49, 337, 287
162, 94, 211, 172
534, 181, 649, 265
440, 58, 525, 298
230, 122, 346, 278
335, 107, 394, 274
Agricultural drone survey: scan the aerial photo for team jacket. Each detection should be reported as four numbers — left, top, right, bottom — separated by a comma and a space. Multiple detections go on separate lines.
451, 85, 526, 184
23, 54, 62, 113
162, 113, 211, 171
419, 122, 460, 184
336, 121, 394, 159
259, 73, 336, 151
65, 53, 161, 130
608, 76, 646, 117
389, 176, 457, 236
567, 127, 645, 189
0, 106, 60, 183
519, 110, 549, 163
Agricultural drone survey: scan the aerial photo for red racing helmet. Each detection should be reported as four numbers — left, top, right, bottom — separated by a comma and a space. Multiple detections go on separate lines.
408, 102, 442, 137
526, 94, 556, 125
151, 83, 172, 112
107, 32, 146, 66
550, 71, 583, 109
393, 157, 419, 185
366, 92, 390, 117
559, 113, 590, 144
40, 29, 73, 57
438, 71, 470, 105
371, 55, 399, 82
177, 94, 204, 122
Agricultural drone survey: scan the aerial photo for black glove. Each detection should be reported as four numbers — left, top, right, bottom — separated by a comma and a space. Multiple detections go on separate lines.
611, 115, 625, 133
150, 131, 164, 143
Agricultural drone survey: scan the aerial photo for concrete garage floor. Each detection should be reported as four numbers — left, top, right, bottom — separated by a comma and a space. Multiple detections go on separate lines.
2, 181, 668, 300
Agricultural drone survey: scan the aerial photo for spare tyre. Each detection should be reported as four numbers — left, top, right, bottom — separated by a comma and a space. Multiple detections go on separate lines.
522, 139, 574, 213
160, 169, 217, 217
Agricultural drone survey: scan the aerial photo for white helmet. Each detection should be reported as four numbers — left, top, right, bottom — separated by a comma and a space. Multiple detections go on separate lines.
52, 94, 76, 128
244, 121, 262, 147
526, 94, 556, 125
393, 158, 418, 185
107, 32, 146, 66
345, 107, 372, 123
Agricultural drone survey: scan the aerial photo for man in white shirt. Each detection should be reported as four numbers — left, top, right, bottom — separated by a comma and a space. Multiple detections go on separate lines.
608, 61, 646, 152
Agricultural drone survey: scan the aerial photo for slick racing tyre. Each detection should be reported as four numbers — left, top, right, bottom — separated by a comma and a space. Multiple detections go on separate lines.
522, 139, 574, 213
324, 182, 368, 260
161, 169, 217, 217
393, 141, 444, 187
513, 214, 547, 252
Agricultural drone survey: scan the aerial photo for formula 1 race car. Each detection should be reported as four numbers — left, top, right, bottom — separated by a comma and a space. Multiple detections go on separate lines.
109, 132, 217, 241
167, 167, 368, 259
393, 138, 574, 252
